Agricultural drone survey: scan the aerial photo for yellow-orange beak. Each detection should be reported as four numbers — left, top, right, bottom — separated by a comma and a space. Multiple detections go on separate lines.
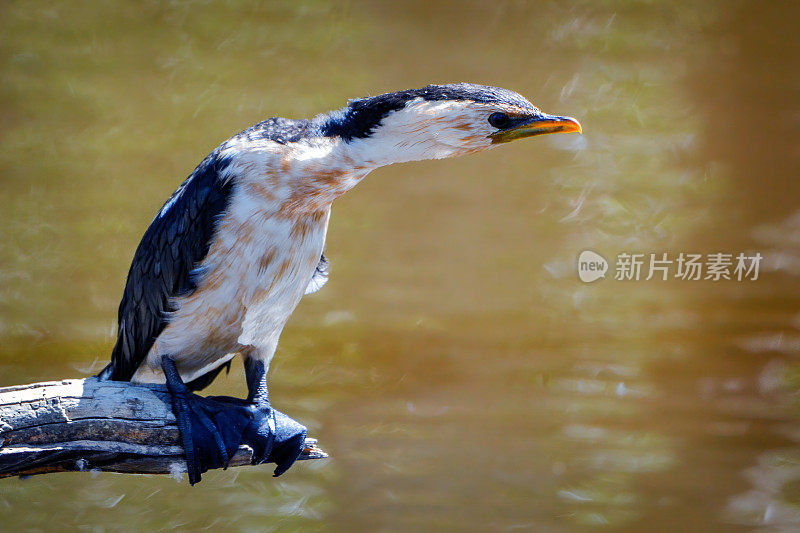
489, 113, 582, 144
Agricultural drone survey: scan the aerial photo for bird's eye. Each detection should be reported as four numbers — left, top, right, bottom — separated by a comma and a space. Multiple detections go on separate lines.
488, 112, 510, 129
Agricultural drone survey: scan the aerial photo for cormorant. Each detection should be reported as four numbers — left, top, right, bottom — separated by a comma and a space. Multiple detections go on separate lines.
99, 83, 581, 484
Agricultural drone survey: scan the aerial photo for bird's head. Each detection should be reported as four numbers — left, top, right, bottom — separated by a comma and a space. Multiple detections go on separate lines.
319, 83, 581, 166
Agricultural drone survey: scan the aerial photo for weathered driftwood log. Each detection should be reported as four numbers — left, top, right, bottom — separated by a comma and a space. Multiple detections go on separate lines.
0, 377, 326, 480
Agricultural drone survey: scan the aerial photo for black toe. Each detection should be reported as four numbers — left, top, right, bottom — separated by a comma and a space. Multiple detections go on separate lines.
242, 402, 276, 466
268, 409, 307, 477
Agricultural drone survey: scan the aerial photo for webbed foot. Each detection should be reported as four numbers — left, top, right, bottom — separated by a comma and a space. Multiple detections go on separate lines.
161, 356, 251, 485
161, 356, 308, 483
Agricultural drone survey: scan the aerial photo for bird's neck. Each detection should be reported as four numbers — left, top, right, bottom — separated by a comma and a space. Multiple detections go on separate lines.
270, 132, 461, 215
248, 139, 374, 215
340, 134, 449, 167
317, 104, 470, 168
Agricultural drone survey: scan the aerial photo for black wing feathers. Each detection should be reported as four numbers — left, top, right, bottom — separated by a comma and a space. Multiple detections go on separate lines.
110, 150, 235, 381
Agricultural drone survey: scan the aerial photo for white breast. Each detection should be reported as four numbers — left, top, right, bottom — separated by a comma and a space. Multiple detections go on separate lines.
132, 159, 333, 384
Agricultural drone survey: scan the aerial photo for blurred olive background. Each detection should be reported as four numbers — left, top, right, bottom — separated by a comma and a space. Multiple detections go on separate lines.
2, 0, 800, 531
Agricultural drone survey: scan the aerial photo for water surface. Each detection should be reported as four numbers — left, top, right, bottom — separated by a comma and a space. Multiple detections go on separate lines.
2, 1, 800, 530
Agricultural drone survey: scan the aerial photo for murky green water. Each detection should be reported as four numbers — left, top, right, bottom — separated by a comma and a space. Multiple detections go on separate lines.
2, 1, 800, 530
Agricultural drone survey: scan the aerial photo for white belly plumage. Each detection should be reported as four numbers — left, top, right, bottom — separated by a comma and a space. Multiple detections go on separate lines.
131, 191, 331, 385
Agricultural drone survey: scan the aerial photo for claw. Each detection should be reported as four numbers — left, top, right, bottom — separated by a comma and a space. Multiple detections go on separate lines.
268, 409, 307, 477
